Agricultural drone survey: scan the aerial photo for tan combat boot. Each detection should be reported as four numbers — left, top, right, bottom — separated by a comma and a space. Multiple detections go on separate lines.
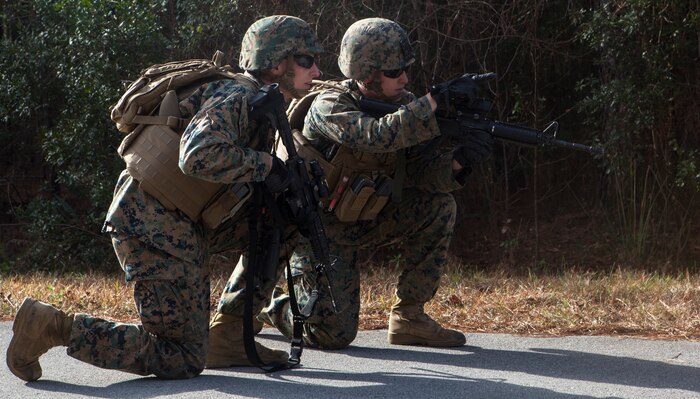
388, 304, 466, 347
6, 297, 74, 382
205, 312, 288, 368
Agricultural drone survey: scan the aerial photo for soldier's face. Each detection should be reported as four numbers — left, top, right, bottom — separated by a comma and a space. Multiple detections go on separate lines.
379, 70, 409, 99
290, 54, 322, 91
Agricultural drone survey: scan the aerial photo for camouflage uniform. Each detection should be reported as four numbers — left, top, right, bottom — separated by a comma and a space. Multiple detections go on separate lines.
7, 15, 321, 382
68, 76, 274, 378
263, 18, 465, 349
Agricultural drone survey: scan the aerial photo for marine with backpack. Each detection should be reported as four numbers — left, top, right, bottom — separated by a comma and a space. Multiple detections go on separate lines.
111, 50, 255, 230
6, 15, 325, 383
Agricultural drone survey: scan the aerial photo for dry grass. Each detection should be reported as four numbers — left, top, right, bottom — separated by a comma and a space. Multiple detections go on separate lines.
358, 258, 700, 340
2, 259, 700, 340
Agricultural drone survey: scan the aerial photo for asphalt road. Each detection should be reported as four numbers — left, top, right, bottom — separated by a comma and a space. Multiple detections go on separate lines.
1, 321, 699, 398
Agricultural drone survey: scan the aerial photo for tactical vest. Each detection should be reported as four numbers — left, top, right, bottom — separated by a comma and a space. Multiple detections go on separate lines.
111, 52, 257, 230
280, 80, 398, 222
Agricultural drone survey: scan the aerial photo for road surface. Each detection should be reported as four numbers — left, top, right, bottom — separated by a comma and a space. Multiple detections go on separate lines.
2, 322, 699, 398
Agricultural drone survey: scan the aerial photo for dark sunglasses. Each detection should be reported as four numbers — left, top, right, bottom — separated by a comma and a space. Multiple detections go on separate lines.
382, 66, 410, 79
293, 54, 317, 69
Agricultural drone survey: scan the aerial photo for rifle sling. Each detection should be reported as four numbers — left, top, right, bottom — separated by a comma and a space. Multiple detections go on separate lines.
243, 184, 310, 372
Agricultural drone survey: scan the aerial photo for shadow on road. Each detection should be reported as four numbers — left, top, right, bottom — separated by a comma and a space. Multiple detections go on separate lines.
24, 369, 616, 399
341, 343, 700, 393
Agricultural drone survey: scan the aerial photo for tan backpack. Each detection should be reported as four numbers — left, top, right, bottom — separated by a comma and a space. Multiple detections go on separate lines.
110, 51, 255, 229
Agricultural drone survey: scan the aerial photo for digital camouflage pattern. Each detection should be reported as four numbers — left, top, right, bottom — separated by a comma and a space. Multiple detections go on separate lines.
338, 18, 415, 81
179, 78, 273, 184
239, 15, 323, 71
265, 190, 456, 348
68, 234, 210, 379
205, 200, 299, 318
302, 80, 440, 152
104, 77, 271, 278
262, 80, 463, 348
7, 14, 324, 381
213, 223, 299, 317
73, 75, 278, 377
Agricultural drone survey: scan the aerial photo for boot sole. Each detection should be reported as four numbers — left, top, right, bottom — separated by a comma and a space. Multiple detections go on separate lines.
205, 341, 288, 368
206, 353, 289, 368
6, 298, 41, 381
388, 332, 466, 347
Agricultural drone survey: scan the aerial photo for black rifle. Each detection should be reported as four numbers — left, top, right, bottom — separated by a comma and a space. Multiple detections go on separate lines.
247, 83, 336, 371
359, 73, 602, 155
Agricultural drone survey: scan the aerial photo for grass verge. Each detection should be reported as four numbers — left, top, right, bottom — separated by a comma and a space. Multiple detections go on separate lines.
2, 259, 699, 340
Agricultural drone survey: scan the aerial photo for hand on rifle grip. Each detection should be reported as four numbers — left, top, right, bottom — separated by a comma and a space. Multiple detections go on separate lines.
264, 155, 291, 194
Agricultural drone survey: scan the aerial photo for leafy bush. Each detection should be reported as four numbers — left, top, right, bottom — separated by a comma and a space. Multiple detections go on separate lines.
576, 0, 700, 259
2, 0, 698, 271
3, 0, 168, 271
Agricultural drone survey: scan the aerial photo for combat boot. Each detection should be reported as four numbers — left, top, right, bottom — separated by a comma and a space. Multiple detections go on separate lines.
388, 304, 466, 347
205, 312, 288, 368
6, 297, 74, 381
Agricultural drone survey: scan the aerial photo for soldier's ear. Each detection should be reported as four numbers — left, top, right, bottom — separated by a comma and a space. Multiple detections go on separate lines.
363, 69, 383, 85
357, 70, 381, 94
268, 59, 289, 78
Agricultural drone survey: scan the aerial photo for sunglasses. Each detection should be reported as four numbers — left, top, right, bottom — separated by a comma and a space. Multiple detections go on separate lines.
293, 54, 317, 69
382, 66, 410, 79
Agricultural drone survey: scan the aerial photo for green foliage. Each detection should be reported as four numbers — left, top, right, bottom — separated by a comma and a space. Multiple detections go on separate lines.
167, 0, 256, 59
2, 0, 168, 270
38, 0, 168, 203
1, 0, 698, 271
17, 194, 113, 272
575, 0, 699, 259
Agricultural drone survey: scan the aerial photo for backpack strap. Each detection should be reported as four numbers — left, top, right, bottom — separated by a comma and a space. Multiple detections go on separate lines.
287, 80, 348, 131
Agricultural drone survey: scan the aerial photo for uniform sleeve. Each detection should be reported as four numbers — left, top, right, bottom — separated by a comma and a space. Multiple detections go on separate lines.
304, 90, 441, 153
179, 84, 271, 184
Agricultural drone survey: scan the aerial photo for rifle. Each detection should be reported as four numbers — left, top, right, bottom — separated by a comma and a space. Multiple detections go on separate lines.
247, 83, 336, 370
359, 73, 603, 155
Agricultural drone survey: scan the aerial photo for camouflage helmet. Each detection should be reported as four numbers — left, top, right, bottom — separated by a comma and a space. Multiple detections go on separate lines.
338, 18, 415, 81
239, 15, 322, 71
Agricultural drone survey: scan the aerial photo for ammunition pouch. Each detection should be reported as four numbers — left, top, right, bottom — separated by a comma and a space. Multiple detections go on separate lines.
276, 130, 393, 223
279, 79, 400, 223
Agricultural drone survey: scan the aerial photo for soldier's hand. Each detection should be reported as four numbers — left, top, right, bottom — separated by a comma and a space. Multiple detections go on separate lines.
428, 77, 456, 104
429, 74, 475, 115
264, 155, 291, 193
453, 129, 494, 169
430, 73, 496, 115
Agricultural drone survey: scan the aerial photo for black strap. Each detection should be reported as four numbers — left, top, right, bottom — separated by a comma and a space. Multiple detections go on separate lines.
243, 184, 313, 372
285, 258, 306, 366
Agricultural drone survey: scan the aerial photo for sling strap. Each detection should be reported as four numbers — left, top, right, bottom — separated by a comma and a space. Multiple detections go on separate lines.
243, 184, 322, 372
